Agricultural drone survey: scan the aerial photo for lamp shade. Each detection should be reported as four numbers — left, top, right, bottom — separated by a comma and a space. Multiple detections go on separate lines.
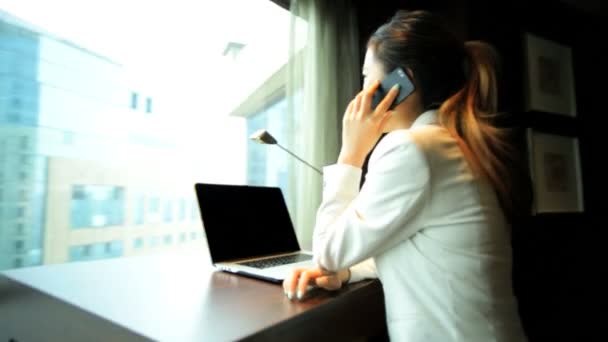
249, 129, 277, 145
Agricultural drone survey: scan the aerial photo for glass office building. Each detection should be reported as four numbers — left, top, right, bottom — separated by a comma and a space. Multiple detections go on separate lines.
1, 13, 45, 269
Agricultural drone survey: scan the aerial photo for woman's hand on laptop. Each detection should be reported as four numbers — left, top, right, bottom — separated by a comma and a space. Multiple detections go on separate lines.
282, 266, 350, 301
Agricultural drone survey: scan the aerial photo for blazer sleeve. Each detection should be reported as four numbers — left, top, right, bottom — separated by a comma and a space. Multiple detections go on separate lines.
349, 258, 378, 283
313, 135, 431, 271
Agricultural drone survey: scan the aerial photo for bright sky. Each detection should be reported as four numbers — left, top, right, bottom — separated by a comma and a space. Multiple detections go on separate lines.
0, 0, 281, 63
0, 0, 297, 113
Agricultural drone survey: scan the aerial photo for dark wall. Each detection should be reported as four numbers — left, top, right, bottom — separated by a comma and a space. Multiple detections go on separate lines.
354, 1, 606, 341
468, 2, 606, 341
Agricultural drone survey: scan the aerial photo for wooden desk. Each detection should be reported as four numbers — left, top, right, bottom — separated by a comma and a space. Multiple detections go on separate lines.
0, 251, 387, 341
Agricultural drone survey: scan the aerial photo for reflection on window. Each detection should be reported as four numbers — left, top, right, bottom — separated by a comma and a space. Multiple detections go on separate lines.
70, 185, 125, 228
133, 237, 144, 249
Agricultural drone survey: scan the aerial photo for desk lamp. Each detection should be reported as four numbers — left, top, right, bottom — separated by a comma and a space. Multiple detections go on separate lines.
249, 129, 322, 175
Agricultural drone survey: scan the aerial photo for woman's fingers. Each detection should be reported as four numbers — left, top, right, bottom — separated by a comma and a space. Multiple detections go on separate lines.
283, 267, 346, 301
315, 275, 342, 290
283, 267, 319, 300
296, 271, 312, 300
343, 98, 355, 122
373, 84, 400, 118
377, 110, 393, 133
351, 80, 397, 121
352, 93, 363, 119
360, 80, 381, 117
282, 268, 303, 299
296, 268, 323, 300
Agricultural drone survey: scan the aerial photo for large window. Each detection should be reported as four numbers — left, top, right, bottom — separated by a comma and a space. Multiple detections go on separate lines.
0, 1, 306, 270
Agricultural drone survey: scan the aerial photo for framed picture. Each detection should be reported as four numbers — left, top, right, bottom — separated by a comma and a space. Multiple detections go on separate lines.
527, 129, 584, 213
524, 33, 577, 117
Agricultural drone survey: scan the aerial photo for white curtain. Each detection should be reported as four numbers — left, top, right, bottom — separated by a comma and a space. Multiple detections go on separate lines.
286, 0, 360, 250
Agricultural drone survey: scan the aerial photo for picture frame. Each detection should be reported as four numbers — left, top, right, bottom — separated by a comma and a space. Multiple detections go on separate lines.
524, 33, 577, 117
527, 128, 584, 213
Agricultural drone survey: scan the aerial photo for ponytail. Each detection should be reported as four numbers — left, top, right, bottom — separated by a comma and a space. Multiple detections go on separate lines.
438, 41, 514, 214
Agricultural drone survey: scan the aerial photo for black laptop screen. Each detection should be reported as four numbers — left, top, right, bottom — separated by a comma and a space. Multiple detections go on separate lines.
195, 183, 301, 263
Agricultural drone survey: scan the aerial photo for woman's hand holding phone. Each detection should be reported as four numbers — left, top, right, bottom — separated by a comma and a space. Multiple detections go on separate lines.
338, 80, 400, 168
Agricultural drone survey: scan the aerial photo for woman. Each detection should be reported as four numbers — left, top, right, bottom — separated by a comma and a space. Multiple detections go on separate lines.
283, 10, 527, 342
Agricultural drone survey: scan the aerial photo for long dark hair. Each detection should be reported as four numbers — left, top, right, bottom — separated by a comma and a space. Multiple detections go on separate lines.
368, 10, 515, 215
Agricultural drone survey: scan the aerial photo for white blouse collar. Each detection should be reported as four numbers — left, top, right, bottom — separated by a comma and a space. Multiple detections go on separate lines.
411, 109, 439, 129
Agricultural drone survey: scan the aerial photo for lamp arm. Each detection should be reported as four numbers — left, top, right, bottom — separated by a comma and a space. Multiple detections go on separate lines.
275, 143, 323, 175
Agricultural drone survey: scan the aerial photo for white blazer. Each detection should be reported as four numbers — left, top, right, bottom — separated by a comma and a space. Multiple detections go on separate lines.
313, 110, 527, 341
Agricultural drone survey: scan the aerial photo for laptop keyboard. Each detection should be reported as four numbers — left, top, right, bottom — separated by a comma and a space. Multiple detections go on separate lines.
240, 254, 312, 269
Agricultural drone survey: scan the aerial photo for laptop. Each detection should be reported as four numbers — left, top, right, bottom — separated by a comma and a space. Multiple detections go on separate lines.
194, 183, 315, 283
